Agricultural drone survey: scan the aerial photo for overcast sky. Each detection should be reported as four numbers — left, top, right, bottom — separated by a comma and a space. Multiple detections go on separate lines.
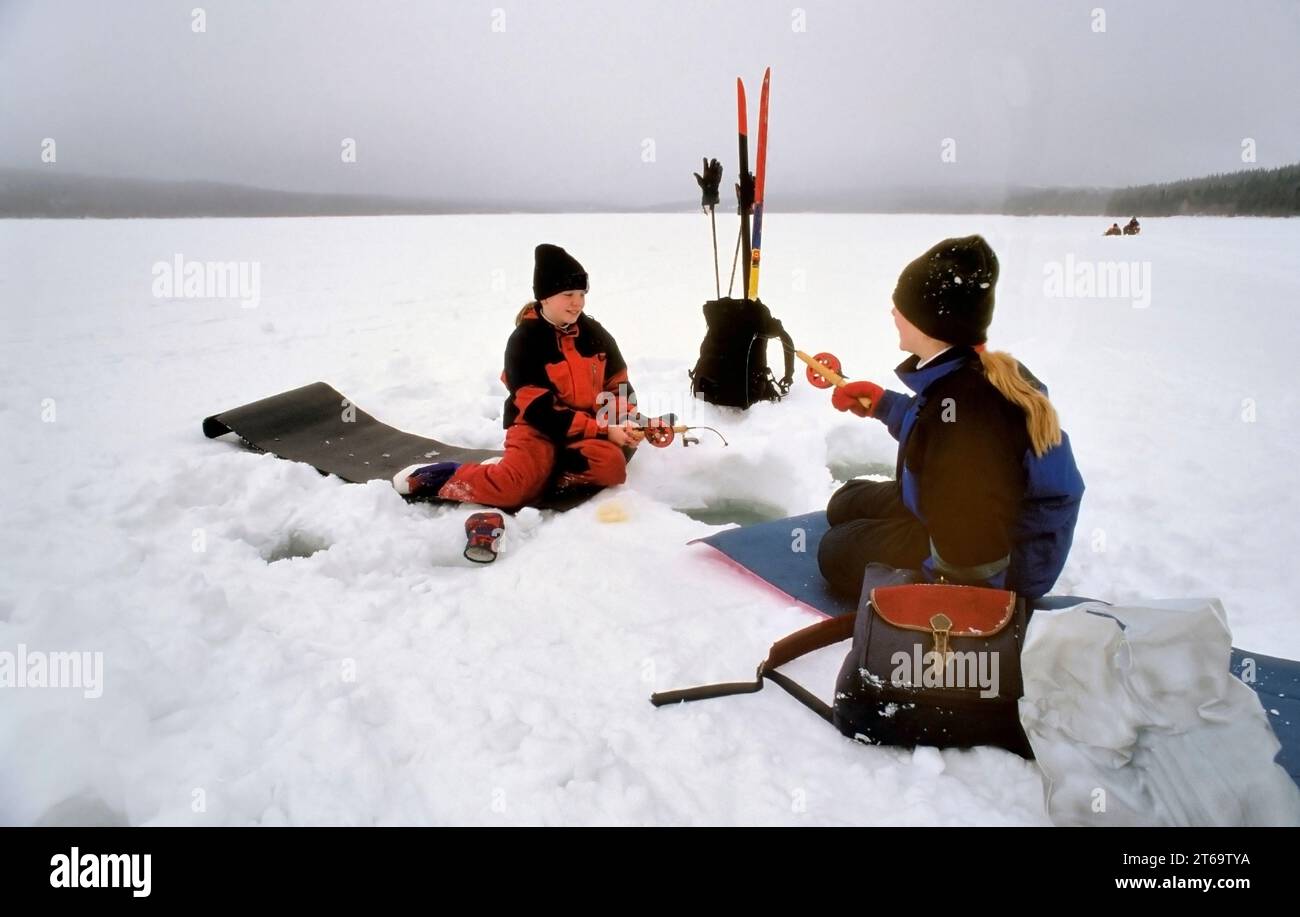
2, 0, 1298, 206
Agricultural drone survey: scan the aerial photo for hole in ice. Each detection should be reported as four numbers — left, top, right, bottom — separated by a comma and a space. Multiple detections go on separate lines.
34, 793, 129, 827
261, 529, 331, 563
827, 460, 895, 482
676, 499, 787, 526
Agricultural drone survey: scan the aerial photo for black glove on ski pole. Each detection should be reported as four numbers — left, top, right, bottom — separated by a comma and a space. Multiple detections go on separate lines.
694, 157, 723, 298
694, 157, 722, 208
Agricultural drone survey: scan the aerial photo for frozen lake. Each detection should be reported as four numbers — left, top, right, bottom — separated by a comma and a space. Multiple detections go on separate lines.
2, 213, 1297, 825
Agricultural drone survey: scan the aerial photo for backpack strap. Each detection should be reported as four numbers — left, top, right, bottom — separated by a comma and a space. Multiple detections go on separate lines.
769, 320, 795, 393
650, 613, 855, 723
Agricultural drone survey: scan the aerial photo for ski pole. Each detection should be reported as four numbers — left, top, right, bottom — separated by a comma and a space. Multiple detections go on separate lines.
710, 205, 720, 299
726, 224, 742, 298
693, 157, 724, 299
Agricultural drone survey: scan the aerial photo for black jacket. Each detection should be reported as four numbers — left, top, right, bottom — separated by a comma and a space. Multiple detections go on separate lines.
501, 305, 637, 442
872, 345, 1085, 597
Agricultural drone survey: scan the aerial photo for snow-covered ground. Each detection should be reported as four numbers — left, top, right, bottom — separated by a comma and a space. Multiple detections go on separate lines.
1, 213, 1297, 826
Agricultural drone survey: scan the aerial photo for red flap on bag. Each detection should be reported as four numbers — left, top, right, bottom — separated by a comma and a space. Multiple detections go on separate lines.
869, 584, 1016, 637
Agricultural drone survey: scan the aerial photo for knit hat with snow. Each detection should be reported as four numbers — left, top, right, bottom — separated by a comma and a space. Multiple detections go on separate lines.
892, 235, 998, 346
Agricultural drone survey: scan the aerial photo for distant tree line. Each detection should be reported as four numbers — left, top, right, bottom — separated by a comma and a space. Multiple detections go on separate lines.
5, 161, 1298, 219
1004, 163, 1300, 217
1107, 163, 1300, 216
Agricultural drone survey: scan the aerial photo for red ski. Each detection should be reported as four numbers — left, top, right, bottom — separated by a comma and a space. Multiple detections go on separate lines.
748, 67, 771, 298
736, 77, 753, 300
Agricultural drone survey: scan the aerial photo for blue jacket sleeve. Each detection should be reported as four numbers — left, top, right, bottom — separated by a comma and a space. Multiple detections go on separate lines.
873, 389, 913, 441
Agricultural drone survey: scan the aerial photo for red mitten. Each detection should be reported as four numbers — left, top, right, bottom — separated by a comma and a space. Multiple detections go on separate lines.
831, 380, 884, 418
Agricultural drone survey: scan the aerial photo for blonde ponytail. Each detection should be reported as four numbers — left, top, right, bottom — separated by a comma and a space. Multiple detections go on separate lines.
979, 350, 1061, 457
515, 301, 538, 326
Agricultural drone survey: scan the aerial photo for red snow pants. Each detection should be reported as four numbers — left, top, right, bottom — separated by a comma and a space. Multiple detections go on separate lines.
436, 423, 631, 510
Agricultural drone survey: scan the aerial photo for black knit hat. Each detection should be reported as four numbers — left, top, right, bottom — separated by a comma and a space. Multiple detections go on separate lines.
533, 244, 589, 301
893, 235, 999, 346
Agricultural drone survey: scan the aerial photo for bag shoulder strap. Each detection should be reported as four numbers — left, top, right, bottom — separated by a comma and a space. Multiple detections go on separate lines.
779, 328, 795, 389
765, 318, 795, 389
649, 613, 855, 723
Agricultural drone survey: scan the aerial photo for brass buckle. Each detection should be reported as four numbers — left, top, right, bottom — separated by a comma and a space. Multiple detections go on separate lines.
929, 613, 952, 682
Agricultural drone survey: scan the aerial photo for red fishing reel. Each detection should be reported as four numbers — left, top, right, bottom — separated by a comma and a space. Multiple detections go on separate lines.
630, 413, 728, 449
643, 416, 676, 448
805, 352, 842, 389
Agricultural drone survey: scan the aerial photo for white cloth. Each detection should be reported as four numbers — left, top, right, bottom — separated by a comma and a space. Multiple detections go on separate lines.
915, 346, 953, 369
1018, 598, 1300, 826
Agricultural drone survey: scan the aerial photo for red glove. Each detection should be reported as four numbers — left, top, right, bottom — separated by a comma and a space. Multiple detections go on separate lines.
831, 380, 884, 418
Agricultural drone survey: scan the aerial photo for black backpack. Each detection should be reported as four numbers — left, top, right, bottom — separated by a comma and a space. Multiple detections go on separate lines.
688, 297, 795, 408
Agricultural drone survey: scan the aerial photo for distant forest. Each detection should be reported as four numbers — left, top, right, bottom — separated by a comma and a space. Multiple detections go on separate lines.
3, 162, 1298, 218
1005, 163, 1300, 217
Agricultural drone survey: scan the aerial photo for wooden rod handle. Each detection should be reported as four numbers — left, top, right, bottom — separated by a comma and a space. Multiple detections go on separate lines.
794, 349, 873, 412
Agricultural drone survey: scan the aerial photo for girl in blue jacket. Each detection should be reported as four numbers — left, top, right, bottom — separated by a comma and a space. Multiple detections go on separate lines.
818, 235, 1084, 601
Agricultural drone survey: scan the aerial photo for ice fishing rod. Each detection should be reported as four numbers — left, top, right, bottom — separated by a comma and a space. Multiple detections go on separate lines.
798, 342, 991, 413
632, 413, 728, 449
795, 349, 875, 414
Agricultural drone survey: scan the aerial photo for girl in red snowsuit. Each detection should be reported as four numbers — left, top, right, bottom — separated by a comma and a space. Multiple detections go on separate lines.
395, 244, 643, 509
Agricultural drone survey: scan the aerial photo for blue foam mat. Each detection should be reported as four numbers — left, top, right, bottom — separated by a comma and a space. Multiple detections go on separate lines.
690, 511, 1300, 786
